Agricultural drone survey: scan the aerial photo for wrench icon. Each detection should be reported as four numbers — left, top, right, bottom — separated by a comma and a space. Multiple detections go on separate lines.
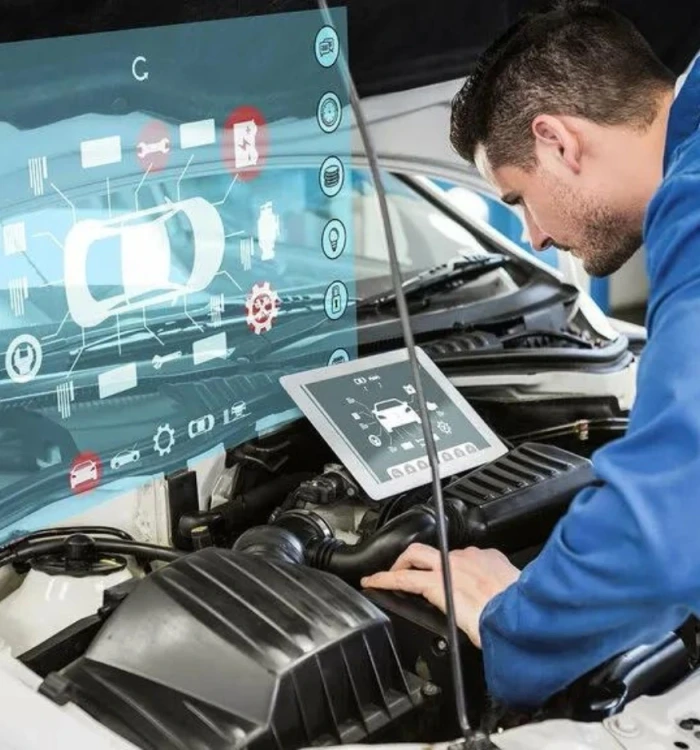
137, 137, 171, 159
152, 351, 182, 370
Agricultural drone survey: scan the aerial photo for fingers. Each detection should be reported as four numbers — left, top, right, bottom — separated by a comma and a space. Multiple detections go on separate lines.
359, 544, 518, 652
361, 568, 448, 612
390, 542, 442, 572
363, 544, 520, 597
360, 567, 480, 647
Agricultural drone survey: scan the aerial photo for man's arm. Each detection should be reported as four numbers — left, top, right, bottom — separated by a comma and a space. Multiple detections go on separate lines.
365, 173, 700, 708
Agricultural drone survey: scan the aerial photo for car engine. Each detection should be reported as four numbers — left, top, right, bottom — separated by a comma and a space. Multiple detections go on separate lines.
1, 404, 696, 750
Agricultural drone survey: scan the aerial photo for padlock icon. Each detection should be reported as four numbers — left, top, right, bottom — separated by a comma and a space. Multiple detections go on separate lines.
325, 281, 347, 320
330, 284, 342, 314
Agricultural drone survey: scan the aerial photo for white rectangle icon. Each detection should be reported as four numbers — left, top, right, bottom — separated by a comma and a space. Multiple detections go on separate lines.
193, 332, 227, 366
28, 157, 47, 196
179, 119, 216, 149
81, 136, 122, 168
98, 363, 137, 399
9, 277, 28, 316
3, 221, 26, 256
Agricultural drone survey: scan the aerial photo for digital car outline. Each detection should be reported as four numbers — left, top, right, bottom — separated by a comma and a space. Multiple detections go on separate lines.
109, 448, 141, 470
63, 196, 225, 328
371, 399, 422, 433
69, 459, 98, 489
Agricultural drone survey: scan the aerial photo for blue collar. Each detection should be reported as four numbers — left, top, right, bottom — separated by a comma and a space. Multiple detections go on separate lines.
664, 56, 700, 174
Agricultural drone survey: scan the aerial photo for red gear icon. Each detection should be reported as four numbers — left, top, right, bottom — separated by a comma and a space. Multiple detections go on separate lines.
245, 281, 280, 335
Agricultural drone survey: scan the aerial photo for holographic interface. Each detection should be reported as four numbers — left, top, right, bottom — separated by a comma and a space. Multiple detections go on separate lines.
0, 9, 353, 538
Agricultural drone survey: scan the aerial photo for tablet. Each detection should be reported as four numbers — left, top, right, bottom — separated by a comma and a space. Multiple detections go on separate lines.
280, 347, 507, 500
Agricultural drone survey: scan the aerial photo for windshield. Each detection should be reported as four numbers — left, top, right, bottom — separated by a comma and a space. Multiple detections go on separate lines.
349, 170, 492, 297
0, 7, 505, 539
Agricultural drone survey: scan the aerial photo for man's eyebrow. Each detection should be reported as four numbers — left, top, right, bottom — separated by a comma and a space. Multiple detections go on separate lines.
501, 192, 520, 205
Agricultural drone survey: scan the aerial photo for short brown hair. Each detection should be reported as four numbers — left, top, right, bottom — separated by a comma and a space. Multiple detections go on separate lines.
450, 0, 675, 170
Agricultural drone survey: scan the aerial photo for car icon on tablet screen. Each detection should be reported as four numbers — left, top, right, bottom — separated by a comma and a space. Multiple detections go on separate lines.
372, 399, 422, 434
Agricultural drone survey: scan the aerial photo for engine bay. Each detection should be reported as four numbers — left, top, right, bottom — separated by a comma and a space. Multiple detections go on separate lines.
0, 349, 695, 749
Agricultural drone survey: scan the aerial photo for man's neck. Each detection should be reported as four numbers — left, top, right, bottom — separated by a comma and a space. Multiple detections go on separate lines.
637, 88, 675, 208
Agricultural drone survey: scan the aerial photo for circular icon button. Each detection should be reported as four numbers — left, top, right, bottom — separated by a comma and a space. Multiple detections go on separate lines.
317, 92, 342, 133
328, 348, 350, 366
5, 334, 42, 383
315, 26, 340, 68
322, 219, 347, 260
319, 156, 345, 198
324, 280, 349, 321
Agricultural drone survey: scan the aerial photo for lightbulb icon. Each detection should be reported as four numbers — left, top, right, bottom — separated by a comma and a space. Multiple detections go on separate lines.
329, 227, 339, 252
322, 219, 346, 260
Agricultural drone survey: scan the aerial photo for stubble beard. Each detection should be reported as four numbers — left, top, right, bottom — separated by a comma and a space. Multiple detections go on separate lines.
551, 179, 643, 277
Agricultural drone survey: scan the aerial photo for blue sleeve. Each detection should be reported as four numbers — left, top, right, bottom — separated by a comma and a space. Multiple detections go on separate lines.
479, 172, 700, 709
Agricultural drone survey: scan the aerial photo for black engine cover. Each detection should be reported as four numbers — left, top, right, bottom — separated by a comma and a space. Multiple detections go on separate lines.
46, 549, 424, 750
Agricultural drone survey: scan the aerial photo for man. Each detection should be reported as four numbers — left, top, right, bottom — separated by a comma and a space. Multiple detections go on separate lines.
362, 0, 700, 709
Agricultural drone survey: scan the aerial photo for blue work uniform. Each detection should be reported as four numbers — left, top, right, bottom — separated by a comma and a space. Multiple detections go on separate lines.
479, 54, 700, 708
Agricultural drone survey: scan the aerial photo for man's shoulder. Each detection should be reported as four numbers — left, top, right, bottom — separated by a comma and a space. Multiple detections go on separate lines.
644, 127, 700, 320
645, 129, 700, 237
666, 124, 700, 180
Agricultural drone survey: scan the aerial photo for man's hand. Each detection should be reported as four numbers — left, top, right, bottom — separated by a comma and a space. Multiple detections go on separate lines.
361, 543, 520, 648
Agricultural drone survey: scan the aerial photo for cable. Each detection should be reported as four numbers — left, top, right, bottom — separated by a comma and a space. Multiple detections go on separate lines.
0, 526, 135, 563
316, 2, 471, 738
89, 540, 183, 563
0, 537, 183, 569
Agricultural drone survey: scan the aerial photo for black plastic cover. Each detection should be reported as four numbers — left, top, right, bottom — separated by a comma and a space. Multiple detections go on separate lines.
50, 548, 424, 750
445, 442, 595, 551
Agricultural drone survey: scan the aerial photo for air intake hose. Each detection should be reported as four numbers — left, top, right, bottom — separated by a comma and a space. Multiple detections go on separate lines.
307, 504, 439, 586
233, 509, 333, 565
234, 505, 443, 586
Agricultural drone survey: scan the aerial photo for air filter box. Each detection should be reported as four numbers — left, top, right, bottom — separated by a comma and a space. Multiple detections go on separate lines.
42, 549, 425, 750
445, 442, 595, 551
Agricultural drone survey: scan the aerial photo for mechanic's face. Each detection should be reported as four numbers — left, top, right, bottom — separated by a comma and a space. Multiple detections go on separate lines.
475, 116, 647, 277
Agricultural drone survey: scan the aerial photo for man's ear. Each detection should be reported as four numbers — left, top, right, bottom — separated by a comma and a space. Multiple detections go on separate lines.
532, 114, 582, 174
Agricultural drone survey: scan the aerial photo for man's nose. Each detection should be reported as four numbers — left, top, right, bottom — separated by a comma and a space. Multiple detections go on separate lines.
524, 216, 553, 252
